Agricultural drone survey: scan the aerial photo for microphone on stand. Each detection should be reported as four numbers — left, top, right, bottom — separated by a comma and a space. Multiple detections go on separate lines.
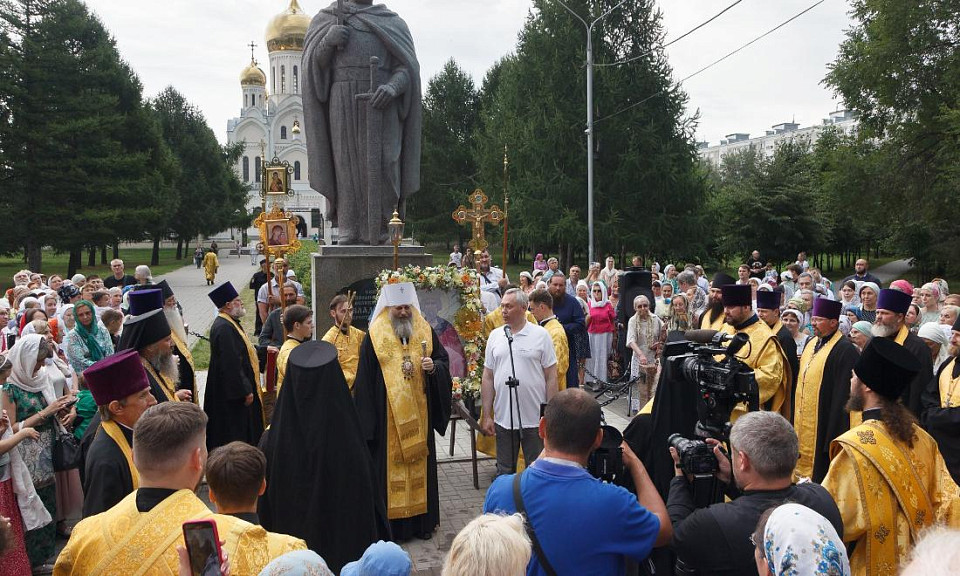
504, 324, 514, 343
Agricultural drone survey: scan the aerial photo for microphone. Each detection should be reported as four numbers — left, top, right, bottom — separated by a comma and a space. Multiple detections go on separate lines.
503, 325, 514, 343
726, 332, 750, 357
684, 329, 720, 344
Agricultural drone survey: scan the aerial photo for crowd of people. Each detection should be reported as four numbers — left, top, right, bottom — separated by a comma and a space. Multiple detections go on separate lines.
1, 246, 959, 576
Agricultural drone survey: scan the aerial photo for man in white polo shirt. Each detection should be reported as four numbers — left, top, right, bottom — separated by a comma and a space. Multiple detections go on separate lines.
480, 288, 559, 475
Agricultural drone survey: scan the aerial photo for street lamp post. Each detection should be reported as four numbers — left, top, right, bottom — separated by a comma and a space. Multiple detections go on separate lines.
555, 0, 628, 265
388, 209, 404, 270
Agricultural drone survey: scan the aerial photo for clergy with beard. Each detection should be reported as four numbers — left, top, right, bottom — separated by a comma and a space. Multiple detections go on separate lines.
80, 349, 157, 517
697, 272, 736, 333
921, 315, 960, 483
791, 297, 859, 483
756, 289, 798, 399
547, 273, 587, 389
872, 288, 932, 417
156, 280, 195, 401
321, 294, 365, 392
822, 338, 960, 576
118, 289, 191, 404
353, 282, 452, 542
205, 282, 264, 450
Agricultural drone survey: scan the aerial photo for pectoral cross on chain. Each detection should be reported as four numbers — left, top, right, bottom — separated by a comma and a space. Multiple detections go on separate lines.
451, 189, 503, 253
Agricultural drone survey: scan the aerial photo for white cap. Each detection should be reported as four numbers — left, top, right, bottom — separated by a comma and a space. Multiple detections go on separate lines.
370, 282, 420, 323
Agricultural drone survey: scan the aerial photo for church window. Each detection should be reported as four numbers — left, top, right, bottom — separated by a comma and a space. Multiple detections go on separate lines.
294, 161, 301, 181
293, 66, 299, 93
272, 67, 276, 92
281, 65, 286, 93
255, 156, 262, 182
244, 94, 247, 107
281, 126, 287, 140
242, 156, 249, 181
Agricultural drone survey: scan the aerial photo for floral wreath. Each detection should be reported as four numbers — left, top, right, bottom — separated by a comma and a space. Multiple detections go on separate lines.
376, 265, 484, 401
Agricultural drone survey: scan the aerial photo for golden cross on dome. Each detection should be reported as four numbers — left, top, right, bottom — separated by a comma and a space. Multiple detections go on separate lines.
451, 189, 503, 253
248, 41, 257, 62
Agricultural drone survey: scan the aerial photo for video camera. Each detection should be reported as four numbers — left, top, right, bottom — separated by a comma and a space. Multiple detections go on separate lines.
662, 329, 760, 442
587, 425, 624, 483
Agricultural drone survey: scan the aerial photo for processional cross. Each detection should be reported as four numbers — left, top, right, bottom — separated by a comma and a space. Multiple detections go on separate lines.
451, 189, 503, 253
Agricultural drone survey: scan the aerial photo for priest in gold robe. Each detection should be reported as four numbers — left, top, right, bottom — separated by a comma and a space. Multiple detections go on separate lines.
792, 297, 859, 483
822, 338, 960, 576
756, 289, 798, 398
529, 288, 569, 391
353, 282, 453, 541
720, 284, 791, 419
697, 272, 736, 333
921, 315, 960, 483
321, 293, 365, 391
55, 402, 306, 576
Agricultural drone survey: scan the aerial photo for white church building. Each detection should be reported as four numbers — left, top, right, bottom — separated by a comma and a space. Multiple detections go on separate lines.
226, 0, 328, 244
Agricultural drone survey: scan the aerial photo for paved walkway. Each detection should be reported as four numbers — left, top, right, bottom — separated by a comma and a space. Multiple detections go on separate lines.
155, 251, 257, 347
872, 258, 914, 284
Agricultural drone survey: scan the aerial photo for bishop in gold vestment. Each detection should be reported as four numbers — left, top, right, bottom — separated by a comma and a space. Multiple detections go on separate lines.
353, 283, 453, 541
822, 338, 960, 576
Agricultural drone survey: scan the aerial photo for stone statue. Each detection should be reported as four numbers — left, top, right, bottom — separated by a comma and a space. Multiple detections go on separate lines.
302, 0, 422, 245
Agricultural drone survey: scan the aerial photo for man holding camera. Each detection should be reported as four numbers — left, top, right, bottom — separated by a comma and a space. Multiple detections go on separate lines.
667, 411, 842, 575
484, 389, 671, 575
720, 284, 791, 418
480, 288, 558, 475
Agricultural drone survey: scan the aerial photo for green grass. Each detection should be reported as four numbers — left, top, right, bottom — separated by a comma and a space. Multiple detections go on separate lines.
0, 248, 190, 292
190, 287, 257, 371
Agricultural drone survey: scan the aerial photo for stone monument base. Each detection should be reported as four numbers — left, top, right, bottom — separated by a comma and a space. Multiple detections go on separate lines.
312, 244, 432, 334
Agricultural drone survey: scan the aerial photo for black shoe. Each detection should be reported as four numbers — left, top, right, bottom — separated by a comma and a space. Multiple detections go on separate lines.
417, 531, 433, 540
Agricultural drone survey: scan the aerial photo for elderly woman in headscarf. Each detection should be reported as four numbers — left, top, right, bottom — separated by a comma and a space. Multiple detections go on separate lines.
780, 309, 811, 358
753, 503, 850, 576
918, 282, 943, 326
940, 305, 960, 328
0, 335, 74, 571
586, 281, 616, 387
918, 322, 952, 375
848, 320, 873, 352
518, 271, 535, 296
64, 300, 113, 375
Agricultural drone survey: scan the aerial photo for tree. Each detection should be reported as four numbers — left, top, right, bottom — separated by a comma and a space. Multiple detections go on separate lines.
826, 0, 960, 275
407, 59, 479, 245
150, 86, 247, 263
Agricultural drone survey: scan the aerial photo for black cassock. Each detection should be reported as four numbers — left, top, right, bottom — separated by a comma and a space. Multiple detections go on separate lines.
353, 327, 452, 541
81, 422, 135, 518
802, 333, 859, 483
260, 341, 388, 573
775, 325, 799, 409
891, 332, 933, 417
204, 315, 264, 450
922, 359, 960, 484
145, 367, 173, 404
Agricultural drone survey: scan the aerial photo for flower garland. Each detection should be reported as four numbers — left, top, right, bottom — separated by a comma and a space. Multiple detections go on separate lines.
376, 265, 485, 401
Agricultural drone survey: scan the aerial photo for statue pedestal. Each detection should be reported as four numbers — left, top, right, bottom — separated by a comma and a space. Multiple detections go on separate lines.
311, 244, 432, 334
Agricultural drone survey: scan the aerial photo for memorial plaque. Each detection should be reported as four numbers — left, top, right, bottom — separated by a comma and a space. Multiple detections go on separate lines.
340, 278, 378, 332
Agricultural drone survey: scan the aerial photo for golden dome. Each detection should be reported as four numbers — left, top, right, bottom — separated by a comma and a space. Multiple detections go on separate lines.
265, 0, 311, 53
240, 59, 267, 86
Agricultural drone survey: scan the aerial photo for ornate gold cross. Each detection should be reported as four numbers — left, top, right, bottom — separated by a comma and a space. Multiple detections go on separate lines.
451, 189, 503, 253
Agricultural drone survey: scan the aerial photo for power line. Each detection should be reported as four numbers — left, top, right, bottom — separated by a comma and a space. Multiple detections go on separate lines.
596, 0, 745, 68
595, 0, 826, 125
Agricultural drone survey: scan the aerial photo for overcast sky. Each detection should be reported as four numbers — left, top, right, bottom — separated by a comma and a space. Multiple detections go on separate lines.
82, 0, 853, 146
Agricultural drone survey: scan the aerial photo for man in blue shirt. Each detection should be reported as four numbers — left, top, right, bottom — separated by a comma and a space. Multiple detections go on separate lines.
484, 388, 671, 575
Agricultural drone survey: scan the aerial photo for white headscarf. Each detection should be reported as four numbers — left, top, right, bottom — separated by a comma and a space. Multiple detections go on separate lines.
918, 322, 952, 374
590, 281, 609, 308
369, 282, 421, 325
762, 503, 849, 576
8, 334, 56, 407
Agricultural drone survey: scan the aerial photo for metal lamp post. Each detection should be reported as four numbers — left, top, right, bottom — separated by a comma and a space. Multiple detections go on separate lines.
388, 210, 404, 270
555, 0, 628, 265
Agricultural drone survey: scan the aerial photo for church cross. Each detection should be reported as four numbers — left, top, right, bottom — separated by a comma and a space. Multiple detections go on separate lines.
248, 41, 257, 62
451, 189, 503, 253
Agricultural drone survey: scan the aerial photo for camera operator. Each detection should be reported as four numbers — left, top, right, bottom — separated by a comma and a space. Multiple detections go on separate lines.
719, 284, 791, 418
484, 389, 671, 575
667, 411, 842, 575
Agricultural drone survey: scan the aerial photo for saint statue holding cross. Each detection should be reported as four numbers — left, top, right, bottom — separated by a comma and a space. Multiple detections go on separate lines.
451, 189, 504, 254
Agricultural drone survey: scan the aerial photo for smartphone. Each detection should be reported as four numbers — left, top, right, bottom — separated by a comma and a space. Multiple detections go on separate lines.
182, 520, 222, 576
63, 398, 79, 409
